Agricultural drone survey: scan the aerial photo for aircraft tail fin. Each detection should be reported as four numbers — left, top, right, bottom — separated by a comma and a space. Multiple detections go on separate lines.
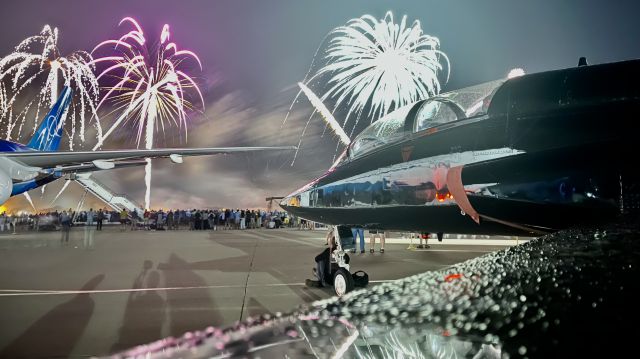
26, 86, 73, 151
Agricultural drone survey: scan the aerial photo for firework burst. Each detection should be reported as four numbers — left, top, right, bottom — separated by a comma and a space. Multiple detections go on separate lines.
291, 11, 449, 144
92, 17, 204, 210
0, 25, 101, 148
319, 11, 448, 133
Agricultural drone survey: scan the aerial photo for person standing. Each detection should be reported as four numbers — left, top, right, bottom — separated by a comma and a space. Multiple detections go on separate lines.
157, 209, 164, 230
187, 209, 194, 230
418, 233, 430, 249
87, 208, 95, 227
143, 210, 150, 230
96, 209, 104, 231
166, 210, 174, 230
351, 227, 365, 254
60, 211, 71, 244
207, 211, 214, 230
369, 230, 386, 253
194, 210, 202, 230
234, 209, 241, 230
120, 208, 128, 231
247, 210, 254, 229
176, 210, 183, 230
12, 214, 18, 234
130, 210, 139, 230
213, 210, 220, 231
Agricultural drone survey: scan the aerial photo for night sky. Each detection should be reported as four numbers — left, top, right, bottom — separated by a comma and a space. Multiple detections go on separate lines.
2, 0, 640, 211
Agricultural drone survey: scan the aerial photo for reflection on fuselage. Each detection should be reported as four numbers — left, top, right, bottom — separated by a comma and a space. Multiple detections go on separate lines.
293, 148, 522, 209
289, 145, 616, 214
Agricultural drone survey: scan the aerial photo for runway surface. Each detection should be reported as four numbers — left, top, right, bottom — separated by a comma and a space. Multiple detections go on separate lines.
0, 227, 514, 358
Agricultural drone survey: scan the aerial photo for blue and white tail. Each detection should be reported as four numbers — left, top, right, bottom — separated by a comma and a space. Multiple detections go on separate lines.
26, 86, 73, 151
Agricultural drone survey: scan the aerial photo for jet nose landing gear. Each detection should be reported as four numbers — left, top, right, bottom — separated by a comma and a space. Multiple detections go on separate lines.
306, 225, 367, 297
330, 225, 354, 297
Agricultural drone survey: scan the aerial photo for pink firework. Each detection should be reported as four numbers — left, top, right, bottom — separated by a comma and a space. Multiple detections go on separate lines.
92, 17, 204, 209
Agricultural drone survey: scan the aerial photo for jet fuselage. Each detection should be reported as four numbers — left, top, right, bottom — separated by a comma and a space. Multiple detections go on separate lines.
281, 59, 640, 236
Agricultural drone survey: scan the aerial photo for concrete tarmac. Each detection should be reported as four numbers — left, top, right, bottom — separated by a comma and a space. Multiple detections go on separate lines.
0, 227, 514, 358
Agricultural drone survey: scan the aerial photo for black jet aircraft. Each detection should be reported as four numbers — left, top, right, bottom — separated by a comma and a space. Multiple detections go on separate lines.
280, 58, 640, 295
282, 58, 639, 235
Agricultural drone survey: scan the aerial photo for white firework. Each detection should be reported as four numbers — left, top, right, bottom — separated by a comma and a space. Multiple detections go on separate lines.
291, 82, 350, 165
0, 81, 7, 118
23, 192, 36, 212
298, 82, 350, 146
312, 11, 449, 136
92, 17, 204, 210
0, 25, 101, 148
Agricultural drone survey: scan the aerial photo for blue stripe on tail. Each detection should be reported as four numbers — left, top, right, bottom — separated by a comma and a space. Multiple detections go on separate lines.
26, 86, 73, 151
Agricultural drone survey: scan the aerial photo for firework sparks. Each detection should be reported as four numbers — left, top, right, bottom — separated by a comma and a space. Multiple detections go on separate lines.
298, 82, 350, 145
0, 81, 7, 119
92, 17, 204, 210
298, 11, 449, 140
23, 192, 36, 212
291, 82, 350, 165
50, 180, 71, 206
0, 25, 101, 148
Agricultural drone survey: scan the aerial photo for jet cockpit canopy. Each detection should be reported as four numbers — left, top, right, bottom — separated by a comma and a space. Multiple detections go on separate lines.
348, 79, 506, 160
413, 79, 505, 131
349, 103, 414, 159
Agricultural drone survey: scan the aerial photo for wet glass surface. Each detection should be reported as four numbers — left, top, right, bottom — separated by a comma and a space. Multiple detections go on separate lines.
113, 216, 640, 358
350, 104, 413, 159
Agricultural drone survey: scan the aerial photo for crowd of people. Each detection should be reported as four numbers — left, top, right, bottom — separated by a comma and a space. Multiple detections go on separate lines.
126, 208, 315, 231
0, 209, 131, 233
0, 208, 320, 233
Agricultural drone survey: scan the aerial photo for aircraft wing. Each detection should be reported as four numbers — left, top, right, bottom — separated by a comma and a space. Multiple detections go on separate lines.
2, 146, 296, 169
